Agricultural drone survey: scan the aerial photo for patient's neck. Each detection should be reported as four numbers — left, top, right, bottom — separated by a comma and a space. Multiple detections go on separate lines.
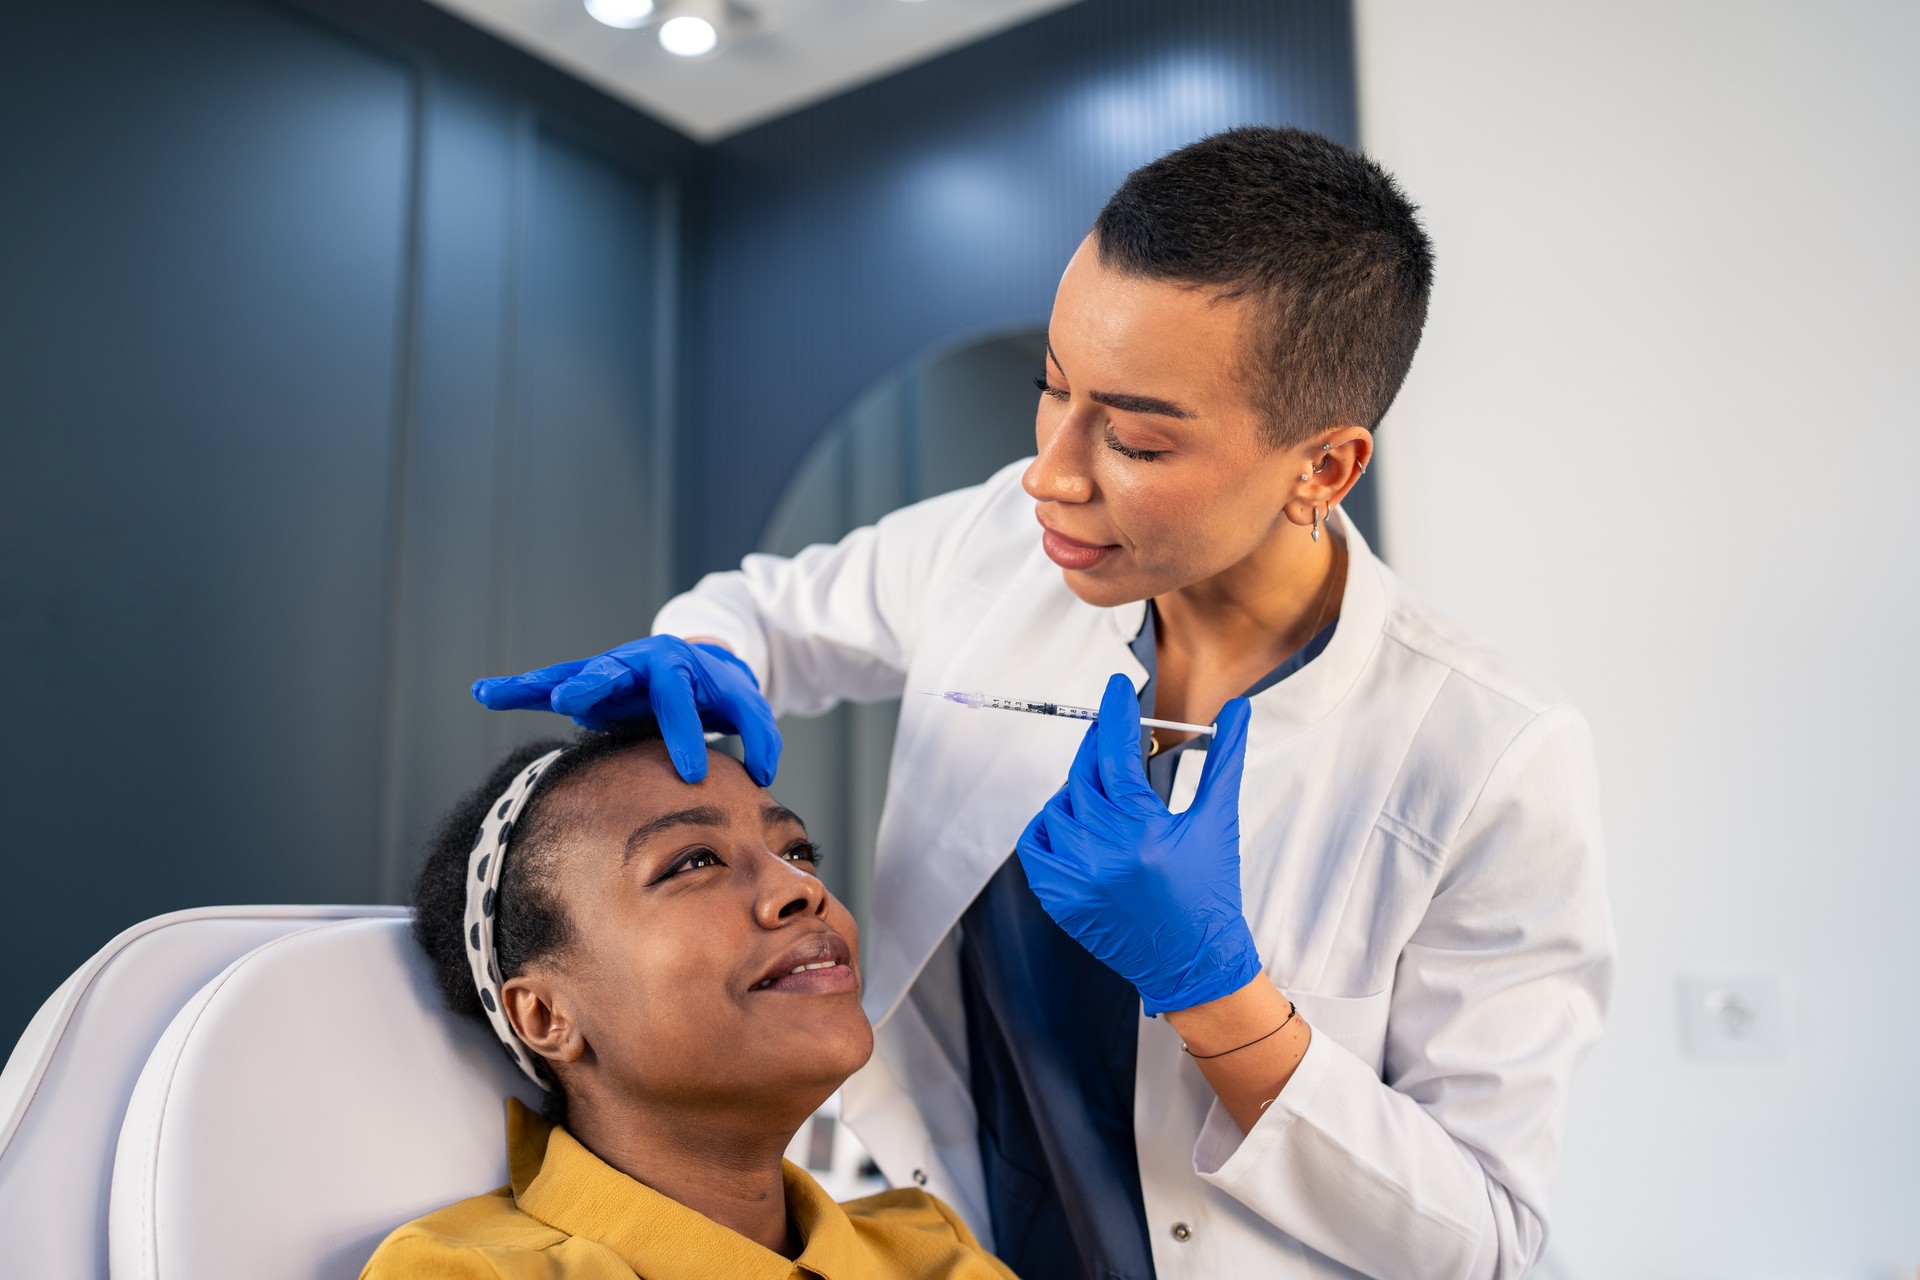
566, 1089, 809, 1258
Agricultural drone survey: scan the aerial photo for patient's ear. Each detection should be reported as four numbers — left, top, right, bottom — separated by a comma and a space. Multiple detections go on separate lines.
503, 975, 585, 1068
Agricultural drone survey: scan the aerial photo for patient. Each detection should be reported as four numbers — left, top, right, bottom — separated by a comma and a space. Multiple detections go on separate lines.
363, 720, 1015, 1279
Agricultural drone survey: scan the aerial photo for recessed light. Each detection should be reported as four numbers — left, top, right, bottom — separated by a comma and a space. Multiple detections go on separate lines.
584, 0, 655, 28
659, 14, 719, 57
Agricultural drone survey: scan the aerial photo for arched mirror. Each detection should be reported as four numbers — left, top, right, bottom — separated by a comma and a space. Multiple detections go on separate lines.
757, 326, 1045, 932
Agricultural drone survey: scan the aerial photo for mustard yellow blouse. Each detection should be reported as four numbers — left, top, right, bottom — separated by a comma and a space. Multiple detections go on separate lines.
360, 1100, 1018, 1280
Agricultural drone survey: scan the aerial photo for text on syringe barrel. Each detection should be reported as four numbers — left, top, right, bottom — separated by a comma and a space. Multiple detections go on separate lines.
980, 698, 1098, 720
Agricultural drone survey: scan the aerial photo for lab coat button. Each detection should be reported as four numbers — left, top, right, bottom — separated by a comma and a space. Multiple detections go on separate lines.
911, 1169, 928, 1186
1170, 1222, 1192, 1242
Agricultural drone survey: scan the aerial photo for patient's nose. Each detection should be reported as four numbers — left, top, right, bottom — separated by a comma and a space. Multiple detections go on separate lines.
755, 854, 828, 926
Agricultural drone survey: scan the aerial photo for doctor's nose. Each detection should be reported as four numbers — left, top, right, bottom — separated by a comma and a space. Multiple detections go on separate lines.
1023, 413, 1094, 505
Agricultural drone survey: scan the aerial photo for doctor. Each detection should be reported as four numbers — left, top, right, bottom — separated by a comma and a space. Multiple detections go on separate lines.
474, 127, 1613, 1280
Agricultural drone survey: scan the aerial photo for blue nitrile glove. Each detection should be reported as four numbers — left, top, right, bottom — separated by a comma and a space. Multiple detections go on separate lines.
1015, 672, 1261, 1015
471, 636, 781, 785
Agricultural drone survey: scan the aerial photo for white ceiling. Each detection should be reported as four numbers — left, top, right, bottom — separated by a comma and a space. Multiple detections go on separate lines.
426, 0, 1088, 141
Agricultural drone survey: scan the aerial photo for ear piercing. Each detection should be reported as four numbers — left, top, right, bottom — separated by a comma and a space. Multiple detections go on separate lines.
1313, 442, 1332, 474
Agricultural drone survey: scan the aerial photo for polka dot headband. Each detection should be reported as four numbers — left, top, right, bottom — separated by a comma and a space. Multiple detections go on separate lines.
463, 747, 567, 1090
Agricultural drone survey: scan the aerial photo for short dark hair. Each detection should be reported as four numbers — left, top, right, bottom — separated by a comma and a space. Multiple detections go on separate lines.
411, 720, 668, 1095
1094, 125, 1433, 446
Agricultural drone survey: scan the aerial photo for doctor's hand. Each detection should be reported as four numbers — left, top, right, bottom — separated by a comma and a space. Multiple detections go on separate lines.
1016, 673, 1262, 1016
471, 636, 781, 786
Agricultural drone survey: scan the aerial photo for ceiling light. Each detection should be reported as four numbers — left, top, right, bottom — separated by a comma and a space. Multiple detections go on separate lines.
659, 14, 719, 56
584, 0, 655, 28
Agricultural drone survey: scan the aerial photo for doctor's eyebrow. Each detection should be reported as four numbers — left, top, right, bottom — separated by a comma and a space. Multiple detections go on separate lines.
1089, 389, 1195, 419
1044, 335, 1196, 420
623, 805, 728, 862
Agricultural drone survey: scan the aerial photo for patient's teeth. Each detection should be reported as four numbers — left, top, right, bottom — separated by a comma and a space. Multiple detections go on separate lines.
756, 959, 842, 989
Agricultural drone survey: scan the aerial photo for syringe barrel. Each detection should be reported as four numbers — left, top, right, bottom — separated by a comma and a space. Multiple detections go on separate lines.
981, 697, 1097, 721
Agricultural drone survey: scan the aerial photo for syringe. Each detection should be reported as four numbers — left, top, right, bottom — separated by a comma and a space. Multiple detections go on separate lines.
927, 690, 1215, 737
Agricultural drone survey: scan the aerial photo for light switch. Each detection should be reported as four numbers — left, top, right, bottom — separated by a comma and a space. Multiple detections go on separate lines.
1677, 975, 1786, 1061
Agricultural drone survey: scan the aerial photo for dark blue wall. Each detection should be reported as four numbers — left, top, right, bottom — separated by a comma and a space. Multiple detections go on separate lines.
686, 0, 1362, 581
0, 0, 697, 1046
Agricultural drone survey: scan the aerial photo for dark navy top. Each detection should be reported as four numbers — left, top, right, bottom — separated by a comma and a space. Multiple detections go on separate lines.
959, 606, 1337, 1280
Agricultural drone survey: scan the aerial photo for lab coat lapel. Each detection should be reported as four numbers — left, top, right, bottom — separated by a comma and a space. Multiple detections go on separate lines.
860, 575, 1148, 1032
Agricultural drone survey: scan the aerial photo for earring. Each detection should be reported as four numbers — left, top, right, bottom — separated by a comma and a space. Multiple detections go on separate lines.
1311, 504, 1321, 543
1313, 442, 1332, 474
1356, 460, 1367, 478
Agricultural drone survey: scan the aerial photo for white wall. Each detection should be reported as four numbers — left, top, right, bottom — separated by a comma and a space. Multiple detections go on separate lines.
1355, 2, 1920, 1276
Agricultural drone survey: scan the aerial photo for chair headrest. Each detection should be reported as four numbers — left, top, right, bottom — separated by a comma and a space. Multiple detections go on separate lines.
110, 915, 544, 1280
0, 905, 405, 1280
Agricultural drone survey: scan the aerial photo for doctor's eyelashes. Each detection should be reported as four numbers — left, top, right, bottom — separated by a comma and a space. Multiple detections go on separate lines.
1031, 374, 1168, 461
1103, 425, 1165, 462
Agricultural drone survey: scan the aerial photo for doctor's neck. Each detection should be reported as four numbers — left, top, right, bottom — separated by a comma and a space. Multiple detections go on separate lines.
1152, 518, 1345, 676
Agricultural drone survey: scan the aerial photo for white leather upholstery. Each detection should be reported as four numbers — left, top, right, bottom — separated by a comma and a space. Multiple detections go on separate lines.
0, 905, 405, 1280
109, 915, 545, 1280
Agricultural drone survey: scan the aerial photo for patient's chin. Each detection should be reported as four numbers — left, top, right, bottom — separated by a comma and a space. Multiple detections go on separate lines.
817, 990, 875, 1050
785, 996, 876, 1088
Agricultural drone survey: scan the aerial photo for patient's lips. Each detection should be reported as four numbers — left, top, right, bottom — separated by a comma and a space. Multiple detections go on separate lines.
749, 929, 858, 996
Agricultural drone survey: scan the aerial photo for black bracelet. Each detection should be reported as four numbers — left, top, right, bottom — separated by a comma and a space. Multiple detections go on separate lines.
1180, 1000, 1298, 1060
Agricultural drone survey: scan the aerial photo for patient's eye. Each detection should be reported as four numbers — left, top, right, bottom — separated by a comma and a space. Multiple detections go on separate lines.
782, 840, 822, 867
649, 846, 724, 885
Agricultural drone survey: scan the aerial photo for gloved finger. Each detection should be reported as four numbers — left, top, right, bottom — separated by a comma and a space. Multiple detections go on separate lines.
647, 669, 710, 783
471, 658, 589, 709
1045, 777, 1081, 825
1014, 806, 1054, 861
730, 698, 784, 787
688, 639, 752, 681
1093, 672, 1158, 804
1190, 695, 1252, 817
1063, 709, 1109, 817
549, 652, 643, 717
1014, 813, 1070, 897
1017, 791, 1093, 875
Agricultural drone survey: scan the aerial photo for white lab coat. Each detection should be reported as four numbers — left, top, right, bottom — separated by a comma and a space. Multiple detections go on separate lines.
654, 460, 1613, 1280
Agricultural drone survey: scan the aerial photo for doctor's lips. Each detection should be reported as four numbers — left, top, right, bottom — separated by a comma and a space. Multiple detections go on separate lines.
1036, 512, 1120, 571
747, 929, 857, 995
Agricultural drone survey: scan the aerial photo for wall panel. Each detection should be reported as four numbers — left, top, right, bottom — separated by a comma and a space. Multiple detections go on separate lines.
0, 0, 691, 1043
0, 0, 417, 1043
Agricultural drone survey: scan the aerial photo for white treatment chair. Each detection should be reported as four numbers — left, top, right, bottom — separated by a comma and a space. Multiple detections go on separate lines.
108, 914, 546, 1280
0, 905, 405, 1280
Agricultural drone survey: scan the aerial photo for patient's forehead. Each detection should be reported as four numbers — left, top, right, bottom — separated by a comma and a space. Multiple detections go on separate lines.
547, 743, 771, 843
